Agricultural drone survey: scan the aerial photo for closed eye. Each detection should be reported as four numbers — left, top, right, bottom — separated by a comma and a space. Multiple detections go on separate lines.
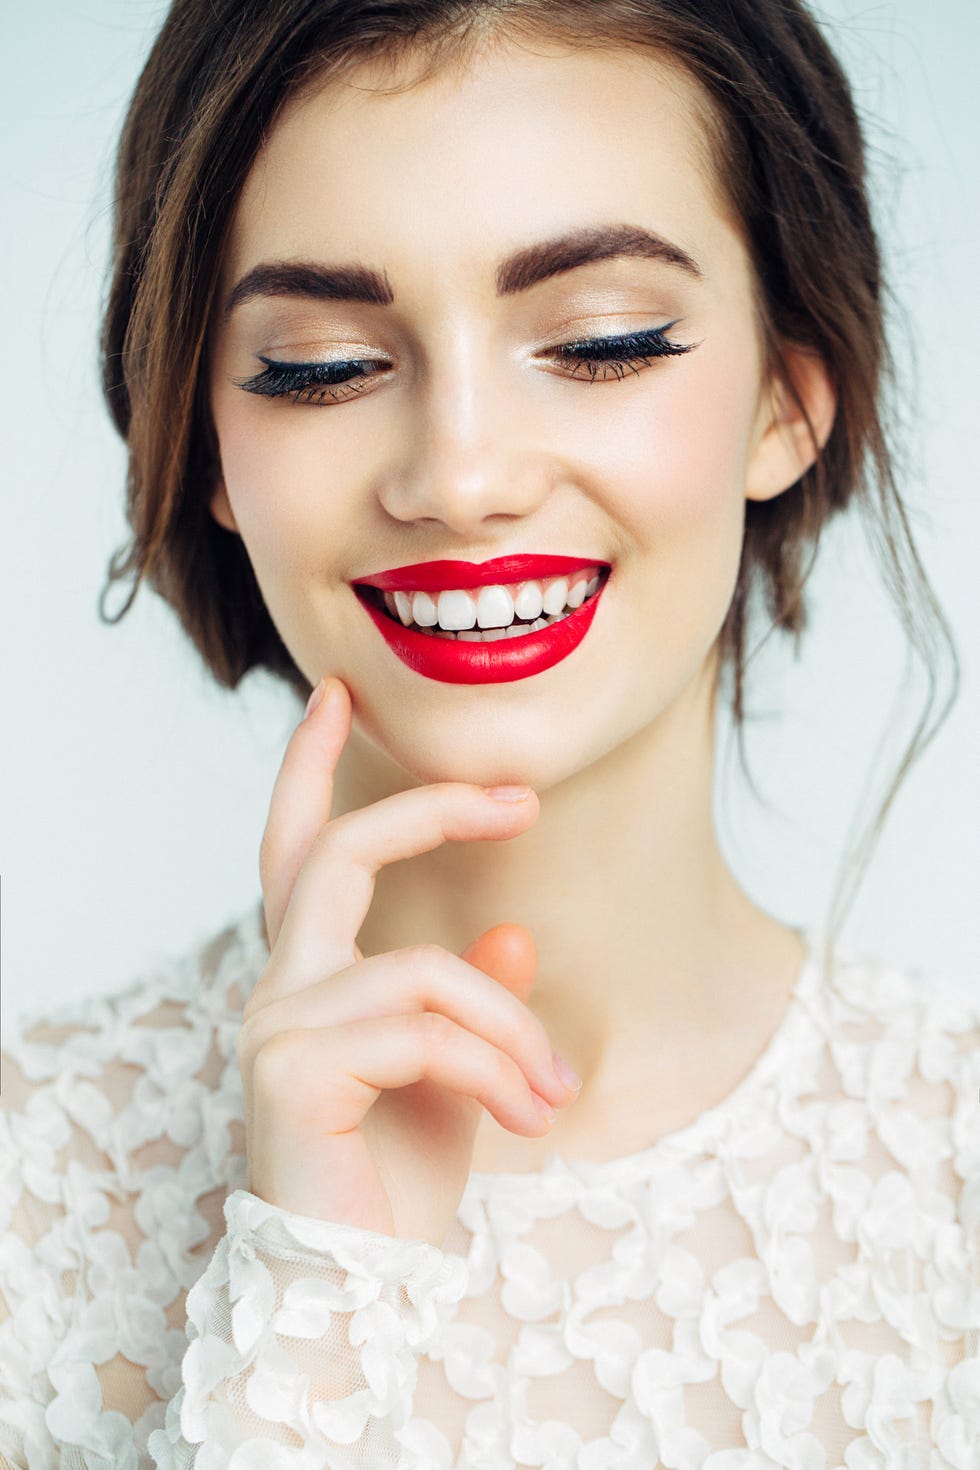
553, 322, 698, 383
232, 320, 700, 405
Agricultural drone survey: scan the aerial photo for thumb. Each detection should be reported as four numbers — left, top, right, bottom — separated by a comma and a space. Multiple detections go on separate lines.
460, 923, 537, 1004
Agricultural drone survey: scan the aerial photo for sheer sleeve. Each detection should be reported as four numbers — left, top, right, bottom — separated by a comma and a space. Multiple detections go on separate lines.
0, 916, 468, 1469
149, 1190, 467, 1468
0, 1034, 467, 1469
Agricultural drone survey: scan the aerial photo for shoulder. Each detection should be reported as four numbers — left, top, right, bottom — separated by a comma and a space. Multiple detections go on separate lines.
820, 941, 980, 1091
813, 941, 980, 1202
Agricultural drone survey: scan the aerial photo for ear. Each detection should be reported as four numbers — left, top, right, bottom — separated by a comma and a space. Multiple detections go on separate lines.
745, 344, 837, 503
209, 475, 240, 533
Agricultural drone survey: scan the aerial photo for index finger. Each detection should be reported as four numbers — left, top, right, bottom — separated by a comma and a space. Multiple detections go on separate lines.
259, 677, 538, 1006
260, 677, 351, 951
266, 779, 538, 1003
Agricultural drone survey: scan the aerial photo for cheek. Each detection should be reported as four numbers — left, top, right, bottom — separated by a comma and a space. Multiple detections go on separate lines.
620, 345, 757, 538
211, 386, 356, 576
591, 338, 759, 641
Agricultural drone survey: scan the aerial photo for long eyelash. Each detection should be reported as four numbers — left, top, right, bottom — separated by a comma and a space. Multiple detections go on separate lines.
233, 321, 699, 404
233, 357, 379, 406
555, 322, 697, 383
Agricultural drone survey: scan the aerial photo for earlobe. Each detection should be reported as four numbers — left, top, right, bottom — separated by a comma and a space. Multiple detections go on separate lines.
745, 345, 837, 503
209, 477, 239, 533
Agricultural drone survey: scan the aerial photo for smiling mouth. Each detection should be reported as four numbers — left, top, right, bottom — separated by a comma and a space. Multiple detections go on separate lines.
354, 569, 609, 640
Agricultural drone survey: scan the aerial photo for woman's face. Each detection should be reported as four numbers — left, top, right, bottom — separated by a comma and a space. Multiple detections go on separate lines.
208, 38, 824, 791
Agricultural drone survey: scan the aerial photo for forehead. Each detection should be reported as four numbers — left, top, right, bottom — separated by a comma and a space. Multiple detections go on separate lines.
224, 39, 745, 297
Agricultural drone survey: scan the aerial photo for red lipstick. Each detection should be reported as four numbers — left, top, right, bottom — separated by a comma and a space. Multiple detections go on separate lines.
351, 554, 605, 593
350, 556, 611, 686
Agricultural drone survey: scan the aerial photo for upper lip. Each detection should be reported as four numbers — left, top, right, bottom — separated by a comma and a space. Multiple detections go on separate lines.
351, 554, 609, 593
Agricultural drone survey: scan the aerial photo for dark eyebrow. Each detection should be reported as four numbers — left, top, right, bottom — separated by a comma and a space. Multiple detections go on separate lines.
497, 222, 703, 294
222, 222, 704, 317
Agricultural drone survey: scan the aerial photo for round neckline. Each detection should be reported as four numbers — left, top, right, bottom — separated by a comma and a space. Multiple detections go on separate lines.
465, 922, 827, 1189
242, 900, 828, 1187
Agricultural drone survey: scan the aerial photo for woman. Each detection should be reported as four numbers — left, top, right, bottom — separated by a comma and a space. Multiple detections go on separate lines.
1, 0, 976, 1465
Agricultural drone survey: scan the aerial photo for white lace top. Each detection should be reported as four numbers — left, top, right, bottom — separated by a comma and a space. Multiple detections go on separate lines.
0, 899, 977, 1470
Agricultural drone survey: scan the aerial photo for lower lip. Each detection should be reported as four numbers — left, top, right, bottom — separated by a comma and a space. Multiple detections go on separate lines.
352, 578, 609, 684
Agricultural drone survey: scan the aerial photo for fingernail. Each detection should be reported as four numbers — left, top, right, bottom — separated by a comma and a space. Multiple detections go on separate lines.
484, 785, 532, 802
304, 679, 326, 719
532, 1093, 556, 1124
553, 1051, 583, 1092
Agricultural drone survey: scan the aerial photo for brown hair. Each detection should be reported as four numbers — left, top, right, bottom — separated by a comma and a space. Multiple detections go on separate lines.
98, 0, 958, 969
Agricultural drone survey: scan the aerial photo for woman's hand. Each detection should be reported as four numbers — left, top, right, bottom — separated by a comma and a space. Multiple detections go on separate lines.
237, 677, 581, 1248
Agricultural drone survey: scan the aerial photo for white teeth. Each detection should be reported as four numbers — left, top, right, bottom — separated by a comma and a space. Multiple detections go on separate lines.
458, 625, 507, 641
475, 584, 515, 629
392, 590, 414, 626
377, 568, 604, 633
541, 578, 570, 616
436, 588, 477, 631
435, 610, 569, 642
411, 590, 439, 627
513, 581, 544, 621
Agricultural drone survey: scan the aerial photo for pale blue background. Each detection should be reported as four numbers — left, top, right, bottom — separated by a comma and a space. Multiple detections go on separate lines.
2, 0, 977, 1017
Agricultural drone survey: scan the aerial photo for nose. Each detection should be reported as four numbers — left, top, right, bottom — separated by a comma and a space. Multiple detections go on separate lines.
374, 336, 559, 537
379, 446, 551, 536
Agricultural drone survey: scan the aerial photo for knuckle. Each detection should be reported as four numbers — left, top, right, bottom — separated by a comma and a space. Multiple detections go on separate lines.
419, 1009, 454, 1051
406, 941, 446, 976
249, 1034, 290, 1093
320, 810, 350, 851
251, 1029, 305, 1093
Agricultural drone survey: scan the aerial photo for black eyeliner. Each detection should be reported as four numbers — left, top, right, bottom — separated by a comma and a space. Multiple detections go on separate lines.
234, 355, 378, 397
233, 320, 699, 402
555, 323, 695, 362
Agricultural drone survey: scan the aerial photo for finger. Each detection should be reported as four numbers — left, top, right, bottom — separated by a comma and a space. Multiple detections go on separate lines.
462, 923, 539, 1008
251, 1011, 559, 1140
239, 929, 577, 1110
261, 677, 352, 949
265, 782, 540, 1002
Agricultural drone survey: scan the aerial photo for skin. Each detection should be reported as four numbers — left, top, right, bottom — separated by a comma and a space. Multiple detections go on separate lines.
207, 35, 836, 1172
